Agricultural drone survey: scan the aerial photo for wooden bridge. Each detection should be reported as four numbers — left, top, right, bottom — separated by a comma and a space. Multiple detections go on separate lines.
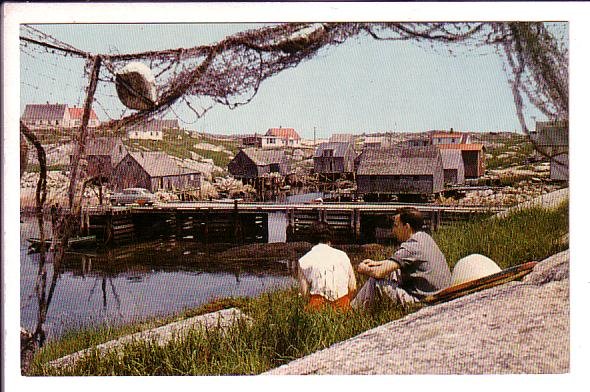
81, 201, 505, 246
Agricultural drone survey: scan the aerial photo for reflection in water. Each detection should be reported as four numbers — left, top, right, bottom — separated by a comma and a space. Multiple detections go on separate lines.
21, 232, 297, 341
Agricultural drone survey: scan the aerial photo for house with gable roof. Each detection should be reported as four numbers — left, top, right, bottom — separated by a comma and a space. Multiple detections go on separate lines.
21, 103, 71, 129
313, 141, 356, 175
262, 127, 301, 148
68, 106, 100, 128
439, 149, 465, 185
228, 148, 290, 180
112, 151, 201, 192
126, 119, 180, 140
356, 146, 444, 196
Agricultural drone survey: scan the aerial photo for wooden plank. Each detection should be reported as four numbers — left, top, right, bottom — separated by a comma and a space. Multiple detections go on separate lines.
423, 261, 537, 305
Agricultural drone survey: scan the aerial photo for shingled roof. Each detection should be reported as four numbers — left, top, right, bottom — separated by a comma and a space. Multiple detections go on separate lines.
440, 149, 463, 170
22, 104, 68, 121
357, 146, 442, 176
241, 148, 287, 165
86, 137, 125, 158
127, 119, 180, 132
329, 134, 355, 143
313, 142, 352, 158
128, 151, 198, 177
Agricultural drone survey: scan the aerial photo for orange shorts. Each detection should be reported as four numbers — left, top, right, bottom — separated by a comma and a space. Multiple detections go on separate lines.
306, 294, 351, 312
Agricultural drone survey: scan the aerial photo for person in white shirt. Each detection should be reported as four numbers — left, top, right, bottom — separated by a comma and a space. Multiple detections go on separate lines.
298, 221, 357, 311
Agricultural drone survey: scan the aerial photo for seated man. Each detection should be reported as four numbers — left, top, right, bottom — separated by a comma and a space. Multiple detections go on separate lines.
352, 207, 451, 308
298, 221, 357, 311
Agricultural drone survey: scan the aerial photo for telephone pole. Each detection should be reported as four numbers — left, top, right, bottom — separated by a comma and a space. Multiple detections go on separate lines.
313, 126, 316, 146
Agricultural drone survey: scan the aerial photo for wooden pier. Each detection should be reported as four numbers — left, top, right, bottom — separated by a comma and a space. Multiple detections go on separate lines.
81, 201, 504, 246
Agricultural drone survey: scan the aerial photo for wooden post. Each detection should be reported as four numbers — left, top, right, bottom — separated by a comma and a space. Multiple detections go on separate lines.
354, 208, 361, 241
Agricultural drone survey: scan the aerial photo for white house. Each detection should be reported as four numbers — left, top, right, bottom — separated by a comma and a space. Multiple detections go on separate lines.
126, 119, 180, 141
261, 127, 301, 148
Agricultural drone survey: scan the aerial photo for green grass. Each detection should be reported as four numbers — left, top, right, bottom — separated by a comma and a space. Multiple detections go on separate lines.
484, 134, 536, 171
123, 129, 238, 169
29, 289, 409, 376
27, 200, 569, 376
434, 200, 569, 270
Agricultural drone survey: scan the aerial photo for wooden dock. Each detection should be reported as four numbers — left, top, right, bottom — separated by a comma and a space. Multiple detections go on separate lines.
81, 201, 505, 246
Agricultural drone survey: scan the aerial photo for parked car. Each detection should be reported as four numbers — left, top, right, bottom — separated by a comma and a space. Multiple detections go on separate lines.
110, 188, 156, 206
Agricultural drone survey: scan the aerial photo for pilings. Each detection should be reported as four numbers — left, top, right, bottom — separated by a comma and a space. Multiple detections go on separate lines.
84, 204, 497, 247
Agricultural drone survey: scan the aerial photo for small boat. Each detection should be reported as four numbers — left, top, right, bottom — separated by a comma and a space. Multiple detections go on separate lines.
27, 235, 97, 252
26, 238, 52, 251
67, 235, 97, 249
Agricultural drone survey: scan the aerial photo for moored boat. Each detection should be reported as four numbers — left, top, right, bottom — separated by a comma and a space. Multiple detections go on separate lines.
27, 235, 97, 252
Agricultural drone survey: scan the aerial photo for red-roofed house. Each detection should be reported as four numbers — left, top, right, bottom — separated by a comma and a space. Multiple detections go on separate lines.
262, 127, 301, 148
21, 103, 71, 129
68, 106, 100, 128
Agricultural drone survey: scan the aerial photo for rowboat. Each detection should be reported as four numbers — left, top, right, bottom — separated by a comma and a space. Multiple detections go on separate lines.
423, 261, 538, 305
27, 235, 97, 252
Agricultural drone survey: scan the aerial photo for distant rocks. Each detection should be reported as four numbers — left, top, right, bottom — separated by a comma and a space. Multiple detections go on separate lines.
439, 180, 564, 207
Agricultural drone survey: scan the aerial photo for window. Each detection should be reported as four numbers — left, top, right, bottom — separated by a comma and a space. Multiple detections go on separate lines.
323, 149, 334, 157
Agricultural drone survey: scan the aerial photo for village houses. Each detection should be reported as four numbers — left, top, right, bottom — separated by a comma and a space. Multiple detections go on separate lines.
21, 103, 100, 129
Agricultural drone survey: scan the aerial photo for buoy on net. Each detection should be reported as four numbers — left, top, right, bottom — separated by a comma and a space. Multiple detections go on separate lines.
115, 62, 157, 110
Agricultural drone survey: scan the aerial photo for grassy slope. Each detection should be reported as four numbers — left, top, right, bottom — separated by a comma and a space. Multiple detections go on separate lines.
28, 200, 569, 376
124, 129, 239, 169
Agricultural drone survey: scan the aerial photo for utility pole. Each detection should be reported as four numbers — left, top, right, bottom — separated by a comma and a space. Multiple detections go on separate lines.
313, 126, 316, 146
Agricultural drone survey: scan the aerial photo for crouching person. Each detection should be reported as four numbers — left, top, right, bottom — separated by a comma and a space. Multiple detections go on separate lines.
298, 221, 357, 312
352, 207, 451, 308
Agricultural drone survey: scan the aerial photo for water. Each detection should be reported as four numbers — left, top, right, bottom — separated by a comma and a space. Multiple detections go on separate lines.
20, 218, 297, 341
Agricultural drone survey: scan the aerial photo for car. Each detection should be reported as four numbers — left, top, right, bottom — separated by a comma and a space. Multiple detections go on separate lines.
110, 188, 156, 206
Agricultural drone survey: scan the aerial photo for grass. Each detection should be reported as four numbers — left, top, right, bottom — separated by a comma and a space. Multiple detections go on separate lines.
483, 134, 536, 171
123, 129, 238, 169
27, 199, 569, 376
434, 200, 569, 270
28, 289, 409, 376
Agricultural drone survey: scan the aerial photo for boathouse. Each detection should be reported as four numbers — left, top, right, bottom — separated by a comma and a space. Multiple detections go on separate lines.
313, 142, 356, 176
112, 151, 201, 192
356, 146, 444, 196
533, 120, 569, 182
440, 149, 465, 185
83, 137, 128, 181
436, 143, 485, 178
228, 148, 290, 180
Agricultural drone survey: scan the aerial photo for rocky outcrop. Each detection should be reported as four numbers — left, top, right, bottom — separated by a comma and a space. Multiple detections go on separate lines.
265, 250, 569, 374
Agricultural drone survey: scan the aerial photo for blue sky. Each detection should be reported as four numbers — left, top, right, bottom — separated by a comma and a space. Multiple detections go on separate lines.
19, 22, 553, 139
